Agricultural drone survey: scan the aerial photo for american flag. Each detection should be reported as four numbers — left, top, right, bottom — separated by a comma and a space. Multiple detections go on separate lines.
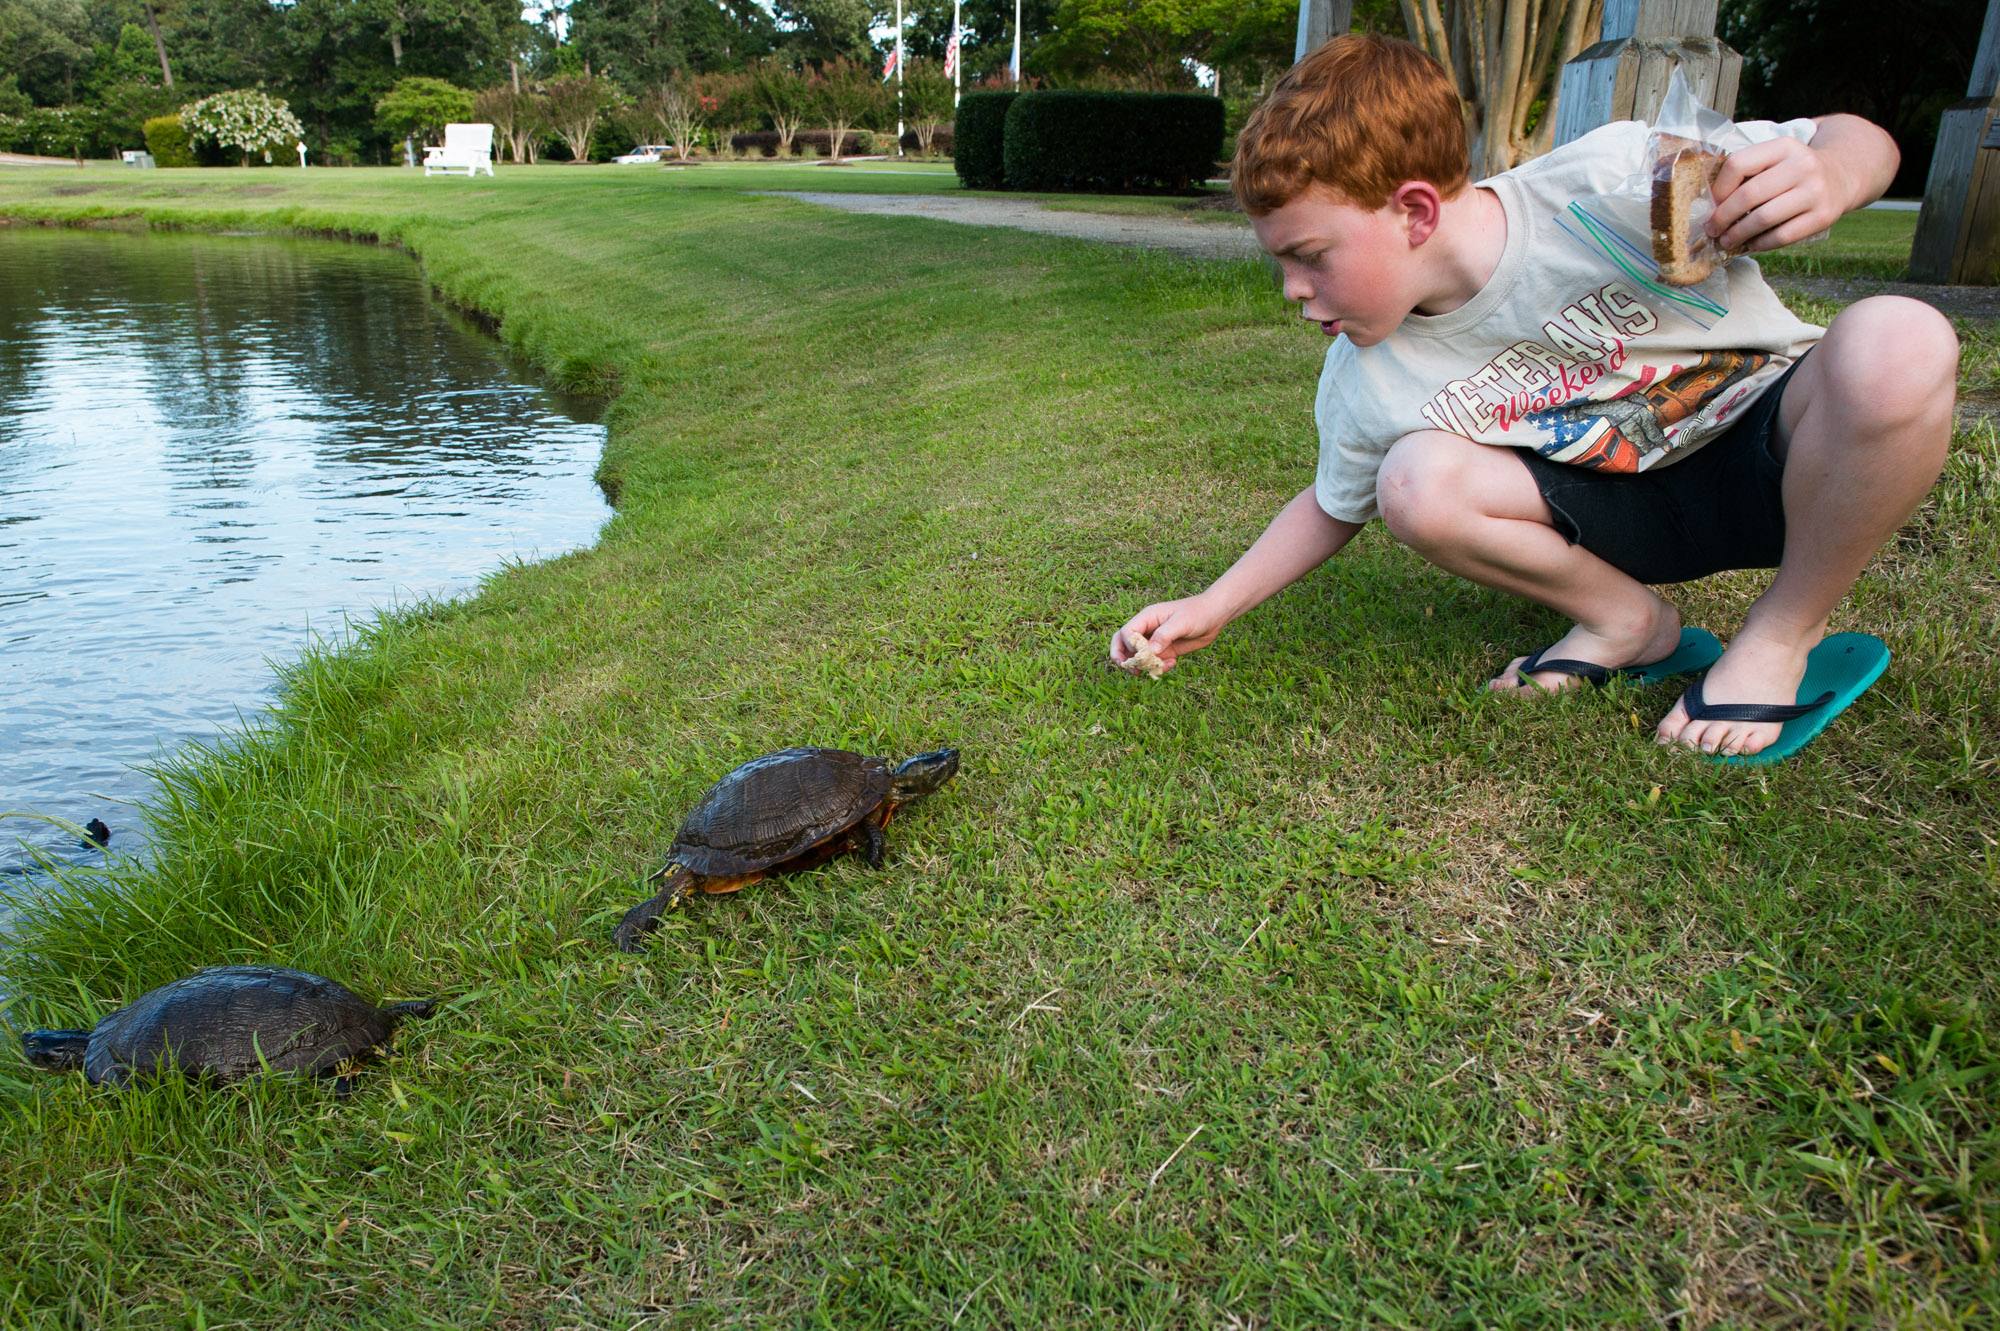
881, 37, 901, 82
943, 22, 961, 79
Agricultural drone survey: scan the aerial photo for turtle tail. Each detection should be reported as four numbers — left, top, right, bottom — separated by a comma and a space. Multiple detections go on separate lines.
613, 865, 697, 953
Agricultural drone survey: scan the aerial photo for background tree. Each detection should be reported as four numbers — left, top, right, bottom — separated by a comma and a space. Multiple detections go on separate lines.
681, 0, 776, 67
809, 53, 880, 158
651, 77, 704, 157
1037, 0, 1224, 89
1399, 0, 1600, 177
540, 70, 617, 158
374, 73, 472, 144
1721, 0, 1984, 199
0, 0, 92, 104
571, 0, 688, 92
772, 0, 870, 63
81, 22, 176, 150
752, 56, 806, 151
901, 0, 1055, 83
693, 66, 757, 120
475, 80, 544, 160
901, 53, 950, 153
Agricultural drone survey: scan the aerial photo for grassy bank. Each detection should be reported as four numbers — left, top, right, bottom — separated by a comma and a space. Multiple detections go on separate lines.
0, 165, 1994, 1327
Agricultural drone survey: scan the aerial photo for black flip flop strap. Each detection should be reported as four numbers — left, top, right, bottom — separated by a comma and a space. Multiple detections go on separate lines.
1683, 675, 1836, 724
1518, 648, 1613, 687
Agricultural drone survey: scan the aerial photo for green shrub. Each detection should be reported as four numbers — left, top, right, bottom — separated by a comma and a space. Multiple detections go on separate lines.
144, 114, 195, 167
953, 91, 1016, 189
1002, 90, 1224, 194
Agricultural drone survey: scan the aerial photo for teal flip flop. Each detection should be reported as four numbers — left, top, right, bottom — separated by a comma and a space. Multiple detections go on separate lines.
1516, 626, 1723, 688
1679, 632, 1891, 766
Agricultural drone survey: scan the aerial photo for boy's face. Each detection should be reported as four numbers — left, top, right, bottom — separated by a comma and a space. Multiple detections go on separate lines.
1252, 184, 1427, 347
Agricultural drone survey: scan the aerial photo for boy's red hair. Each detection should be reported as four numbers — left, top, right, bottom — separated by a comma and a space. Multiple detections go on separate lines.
1232, 34, 1469, 216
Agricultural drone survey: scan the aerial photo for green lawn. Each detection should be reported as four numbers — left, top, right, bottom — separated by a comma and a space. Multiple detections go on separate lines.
1753, 207, 1920, 281
0, 165, 1993, 1327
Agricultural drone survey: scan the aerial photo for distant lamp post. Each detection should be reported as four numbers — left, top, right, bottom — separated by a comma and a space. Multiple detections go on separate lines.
1293, 0, 1352, 63
297, 140, 308, 169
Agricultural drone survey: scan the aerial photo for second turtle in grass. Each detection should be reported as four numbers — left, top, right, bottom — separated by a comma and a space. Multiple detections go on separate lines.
613, 746, 960, 951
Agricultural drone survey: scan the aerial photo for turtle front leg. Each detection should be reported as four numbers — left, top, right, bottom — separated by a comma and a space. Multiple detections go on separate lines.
858, 819, 886, 870
613, 865, 698, 953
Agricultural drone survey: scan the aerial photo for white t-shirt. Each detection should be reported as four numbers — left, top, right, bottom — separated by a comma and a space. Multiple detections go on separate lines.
1314, 117, 1825, 525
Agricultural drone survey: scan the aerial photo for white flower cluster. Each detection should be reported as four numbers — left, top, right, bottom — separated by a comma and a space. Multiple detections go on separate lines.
180, 91, 304, 160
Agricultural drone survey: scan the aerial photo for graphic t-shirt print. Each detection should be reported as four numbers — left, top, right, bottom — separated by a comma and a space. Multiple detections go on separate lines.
1414, 278, 1771, 474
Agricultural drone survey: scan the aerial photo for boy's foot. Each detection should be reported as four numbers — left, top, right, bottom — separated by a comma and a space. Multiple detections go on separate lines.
1488, 602, 1685, 694
1655, 627, 1820, 757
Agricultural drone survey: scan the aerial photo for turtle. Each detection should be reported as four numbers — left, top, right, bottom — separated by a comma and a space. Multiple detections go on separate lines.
20, 965, 437, 1092
612, 746, 960, 952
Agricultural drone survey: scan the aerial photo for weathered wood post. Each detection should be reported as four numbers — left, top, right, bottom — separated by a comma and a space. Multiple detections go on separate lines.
1910, 0, 2000, 283
1294, 0, 1353, 63
1552, 0, 1741, 148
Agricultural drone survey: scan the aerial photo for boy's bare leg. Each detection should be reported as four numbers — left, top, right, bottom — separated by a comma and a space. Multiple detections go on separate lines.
1657, 296, 1956, 756
1375, 432, 1685, 689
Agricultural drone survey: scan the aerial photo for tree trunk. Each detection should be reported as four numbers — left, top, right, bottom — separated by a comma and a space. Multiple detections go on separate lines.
390, 31, 403, 65
1399, 0, 1600, 178
141, 2, 173, 88
511, 60, 521, 93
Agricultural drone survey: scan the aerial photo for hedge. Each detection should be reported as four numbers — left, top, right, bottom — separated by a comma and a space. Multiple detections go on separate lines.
952, 91, 1016, 189
729, 128, 877, 157
143, 115, 195, 167
899, 126, 954, 156
1001, 90, 1223, 194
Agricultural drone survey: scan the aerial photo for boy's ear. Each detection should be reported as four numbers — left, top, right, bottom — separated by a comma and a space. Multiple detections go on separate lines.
1392, 180, 1445, 248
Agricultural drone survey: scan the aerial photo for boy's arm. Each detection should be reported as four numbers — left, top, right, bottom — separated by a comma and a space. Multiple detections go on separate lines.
1707, 113, 1900, 256
1110, 485, 1363, 673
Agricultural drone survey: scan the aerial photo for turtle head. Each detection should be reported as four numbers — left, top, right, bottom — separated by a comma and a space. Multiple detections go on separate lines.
890, 748, 960, 802
21, 1029, 89, 1072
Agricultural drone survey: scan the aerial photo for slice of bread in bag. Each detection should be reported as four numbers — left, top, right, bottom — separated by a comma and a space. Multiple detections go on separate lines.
1650, 133, 1727, 286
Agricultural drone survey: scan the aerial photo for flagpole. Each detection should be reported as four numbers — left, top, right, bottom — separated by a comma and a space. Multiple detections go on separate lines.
895, 0, 904, 156
1011, 0, 1021, 84
952, 0, 961, 108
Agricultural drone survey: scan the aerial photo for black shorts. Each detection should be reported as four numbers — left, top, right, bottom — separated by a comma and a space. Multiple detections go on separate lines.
1514, 353, 1804, 585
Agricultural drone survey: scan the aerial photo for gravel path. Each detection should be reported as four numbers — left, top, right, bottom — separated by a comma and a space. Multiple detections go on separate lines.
759, 191, 1262, 261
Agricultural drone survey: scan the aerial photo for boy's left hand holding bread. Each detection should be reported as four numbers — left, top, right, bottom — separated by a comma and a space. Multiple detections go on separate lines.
1707, 113, 1899, 255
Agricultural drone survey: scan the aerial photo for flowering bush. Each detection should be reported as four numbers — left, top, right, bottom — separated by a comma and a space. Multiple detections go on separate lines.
181, 90, 304, 166
0, 106, 107, 160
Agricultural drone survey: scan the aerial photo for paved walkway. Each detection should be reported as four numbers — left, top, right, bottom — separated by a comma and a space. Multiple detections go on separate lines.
759, 191, 1262, 261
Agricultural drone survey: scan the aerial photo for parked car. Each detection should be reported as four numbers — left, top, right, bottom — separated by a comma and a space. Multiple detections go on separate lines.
613, 145, 671, 165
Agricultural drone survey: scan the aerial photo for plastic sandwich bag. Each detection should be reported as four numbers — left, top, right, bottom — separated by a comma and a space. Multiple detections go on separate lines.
1644, 68, 1751, 285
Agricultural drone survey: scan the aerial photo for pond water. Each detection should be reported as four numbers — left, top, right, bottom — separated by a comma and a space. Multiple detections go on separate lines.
0, 228, 609, 880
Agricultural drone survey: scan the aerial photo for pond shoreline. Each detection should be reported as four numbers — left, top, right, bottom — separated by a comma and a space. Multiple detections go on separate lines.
0, 226, 611, 885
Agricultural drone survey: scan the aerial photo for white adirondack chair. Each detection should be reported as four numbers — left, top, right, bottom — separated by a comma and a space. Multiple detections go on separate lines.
423, 123, 495, 178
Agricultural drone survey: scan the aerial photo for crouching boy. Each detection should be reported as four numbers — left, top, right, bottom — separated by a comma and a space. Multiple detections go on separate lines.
1111, 34, 1955, 762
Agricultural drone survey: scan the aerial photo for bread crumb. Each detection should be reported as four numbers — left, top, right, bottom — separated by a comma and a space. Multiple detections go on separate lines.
1121, 628, 1167, 679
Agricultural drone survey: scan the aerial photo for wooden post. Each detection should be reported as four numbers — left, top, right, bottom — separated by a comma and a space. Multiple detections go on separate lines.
1294, 0, 1353, 63
1910, 0, 2000, 284
1553, 0, 1741, 147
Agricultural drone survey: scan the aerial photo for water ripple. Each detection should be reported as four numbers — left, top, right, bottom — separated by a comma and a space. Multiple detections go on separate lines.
0, 230, 608, 878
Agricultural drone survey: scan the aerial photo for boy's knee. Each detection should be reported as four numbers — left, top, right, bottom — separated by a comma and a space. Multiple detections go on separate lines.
1821, 296, 1959, 405
1378, 431, 1478, 549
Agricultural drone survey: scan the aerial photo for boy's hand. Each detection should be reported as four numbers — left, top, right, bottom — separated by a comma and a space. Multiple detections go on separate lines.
1109, 594, 1228, 676
1707, 114, 1897, 255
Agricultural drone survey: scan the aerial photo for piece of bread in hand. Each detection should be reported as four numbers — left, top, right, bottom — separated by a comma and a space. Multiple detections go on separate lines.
1650, 133, 1728, 286
1120, 628, 1167, 680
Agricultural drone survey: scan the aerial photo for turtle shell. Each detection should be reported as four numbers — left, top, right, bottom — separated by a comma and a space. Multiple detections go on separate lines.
82, 965, 410, 1086
671, 747, 891, 877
